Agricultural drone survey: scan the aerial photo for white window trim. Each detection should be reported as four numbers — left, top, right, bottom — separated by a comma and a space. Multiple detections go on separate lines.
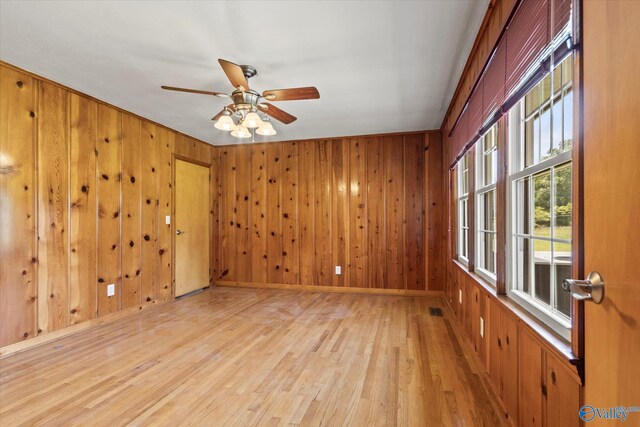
475, 126, 498, 285
457, 155, 470, 265
507, 96, 573, 341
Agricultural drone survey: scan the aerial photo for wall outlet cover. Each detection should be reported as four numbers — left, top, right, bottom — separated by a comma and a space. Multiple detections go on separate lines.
107, 283, 115, 297
165, 215, 171, 225
335, 266, 341, 275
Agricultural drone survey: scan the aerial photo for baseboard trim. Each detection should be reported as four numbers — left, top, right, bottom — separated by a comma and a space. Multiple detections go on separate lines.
0, 299, 170, 359
1, 284, 441, 359
215, 280, 443, 297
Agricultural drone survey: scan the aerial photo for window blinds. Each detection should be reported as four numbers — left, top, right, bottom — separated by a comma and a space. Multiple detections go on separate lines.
468, 78, 483, 142
482, 39, 506, 123
553, 0, 572, 38
449, 0, 573, 167
505, 0, 549, 97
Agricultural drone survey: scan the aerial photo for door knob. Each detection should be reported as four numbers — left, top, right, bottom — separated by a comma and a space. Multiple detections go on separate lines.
176, 229, 187, 235
562, 271, 604, 304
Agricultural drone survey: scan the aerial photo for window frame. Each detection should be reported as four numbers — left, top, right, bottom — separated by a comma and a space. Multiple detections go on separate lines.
475, 124, 498, 284
506, 58, 575, 341
457, 153, 470, 265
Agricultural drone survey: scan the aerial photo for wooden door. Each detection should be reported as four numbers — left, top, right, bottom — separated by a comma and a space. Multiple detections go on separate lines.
583, 0, 640, 415
174, 159, 210, 297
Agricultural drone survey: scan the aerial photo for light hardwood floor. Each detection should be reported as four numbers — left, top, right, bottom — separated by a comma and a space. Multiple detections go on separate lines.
0, 287, 505, 426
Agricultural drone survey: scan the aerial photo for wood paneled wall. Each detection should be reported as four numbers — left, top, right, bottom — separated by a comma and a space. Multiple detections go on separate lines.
215, 132, 445, 292
0, 62, 216, 347
1, 61, 446, 348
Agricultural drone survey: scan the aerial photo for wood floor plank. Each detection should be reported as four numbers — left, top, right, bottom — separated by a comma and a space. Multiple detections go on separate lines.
0, 288, 505, 426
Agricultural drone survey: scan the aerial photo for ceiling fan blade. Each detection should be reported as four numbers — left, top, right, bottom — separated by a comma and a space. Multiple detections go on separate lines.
211, 104, 236, 121
218, 59, 249, 91
259, 103, 297, 124
161, 85, 227, 97
262, 87, 320, 101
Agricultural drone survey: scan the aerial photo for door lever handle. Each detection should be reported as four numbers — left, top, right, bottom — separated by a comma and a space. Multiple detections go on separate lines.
176, 229, 187, 235
563, 271, 604, 304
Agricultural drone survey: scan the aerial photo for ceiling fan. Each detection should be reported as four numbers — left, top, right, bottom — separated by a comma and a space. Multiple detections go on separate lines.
161, 59, 320, 138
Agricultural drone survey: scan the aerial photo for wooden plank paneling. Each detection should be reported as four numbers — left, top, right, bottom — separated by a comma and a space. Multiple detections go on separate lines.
212, 132, 432, 293
157, 127, 174, 299
174, 134, 211, 164
331, 139, 348, 287
298, 140, 315, 286
37, 81, 69, 334
471, 285, 480, 353
501, 311, 519, 424
546, 352, 580, 427
383, 136, 404, 290
427, 132, 445, 291
0, 67, 37, 346
69, 93, 97, 325
479, 292, 489, 369
519, 329, 543, 427
139, 121, 157, 303
348, 138, 367, 288
120, 113, 141, 308
250, 144, 268, 284
314, 140, 332, 286
210, 146, 220, 282
486, 5, 502, 52
2, 62, 224, 347
404, 133, 425, 290
366, 137, 385, 289
96, 104, 121, 316
219, 147, 236, 281
488, 297, 502, 397
234, 144, 251, 282
281, 141, 299, 284
266, 143, 283, 283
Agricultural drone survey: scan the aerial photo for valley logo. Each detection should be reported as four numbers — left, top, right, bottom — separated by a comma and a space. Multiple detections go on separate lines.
580, 405, 640, 422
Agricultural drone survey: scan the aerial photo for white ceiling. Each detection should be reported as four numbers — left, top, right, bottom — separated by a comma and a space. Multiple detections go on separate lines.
0, 0, 488, 145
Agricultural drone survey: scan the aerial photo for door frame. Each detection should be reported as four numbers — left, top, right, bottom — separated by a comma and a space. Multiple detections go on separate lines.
171, 154, 213, 298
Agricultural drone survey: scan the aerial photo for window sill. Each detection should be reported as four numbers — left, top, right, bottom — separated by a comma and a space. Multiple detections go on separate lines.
451, 259, 578, 368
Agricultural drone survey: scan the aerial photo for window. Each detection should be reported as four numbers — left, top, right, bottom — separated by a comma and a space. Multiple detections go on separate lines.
508, 55, 573, 339
476, 124, 498, 283
457, 153, 470, 264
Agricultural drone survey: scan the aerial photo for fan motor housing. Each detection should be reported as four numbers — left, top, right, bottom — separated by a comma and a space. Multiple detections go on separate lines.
240, 65, 258, 79
232, 89, 261, 110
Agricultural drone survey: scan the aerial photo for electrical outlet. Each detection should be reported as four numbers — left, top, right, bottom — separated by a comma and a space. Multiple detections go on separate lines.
335, 266, 341, 275
459, 289, 463, 304
107, 283, 115, 297
480, 317, 485, 338
165, 215, 171, 225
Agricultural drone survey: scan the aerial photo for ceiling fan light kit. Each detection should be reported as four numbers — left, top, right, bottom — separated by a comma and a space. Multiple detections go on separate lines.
256, 121, 276, 136
213, 113, 237, 131
162, 58, 320, 140
231, 125, 251, 139
243, 111, 263, 129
